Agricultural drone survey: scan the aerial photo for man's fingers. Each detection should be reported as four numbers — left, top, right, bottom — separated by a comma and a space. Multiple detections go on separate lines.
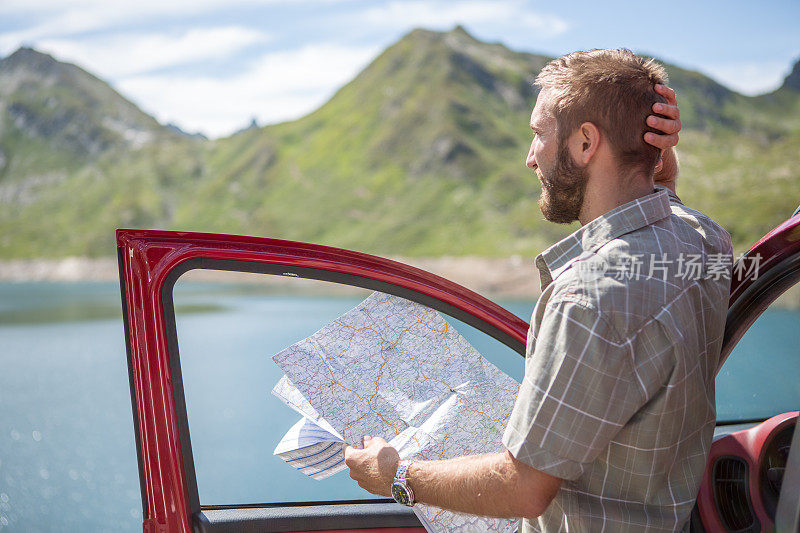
646, 115, 681, 135
647, 84, 681, 150
644, 132, 679, 150
652, 102, 679, 120
362, 435, 387, 447
654, 83, 677, 105
344, 444, 360, 464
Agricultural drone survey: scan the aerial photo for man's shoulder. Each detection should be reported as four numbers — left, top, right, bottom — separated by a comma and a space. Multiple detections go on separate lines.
550, 200, 732, 335
600, 197, 731, 262
666, 194, 732, 253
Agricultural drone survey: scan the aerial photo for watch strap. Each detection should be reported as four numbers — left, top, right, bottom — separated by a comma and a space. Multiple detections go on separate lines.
395, 459, 412, 482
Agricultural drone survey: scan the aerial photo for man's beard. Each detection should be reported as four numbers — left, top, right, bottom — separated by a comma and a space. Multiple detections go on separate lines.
538, 144, 589, 224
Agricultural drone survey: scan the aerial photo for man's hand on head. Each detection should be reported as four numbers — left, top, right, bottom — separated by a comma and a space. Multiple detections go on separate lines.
645, 84, 681, 191
343, 435, 399, 497
645, 84, 681, 150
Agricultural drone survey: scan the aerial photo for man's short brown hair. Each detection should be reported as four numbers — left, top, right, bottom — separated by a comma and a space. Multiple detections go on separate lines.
535, 49, 668, 177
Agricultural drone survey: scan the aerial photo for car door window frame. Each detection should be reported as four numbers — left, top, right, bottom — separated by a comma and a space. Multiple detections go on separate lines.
117, 229, 529, 533
721, 250, 800, 370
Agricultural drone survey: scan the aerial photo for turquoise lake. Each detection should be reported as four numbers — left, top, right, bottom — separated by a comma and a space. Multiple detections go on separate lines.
0, 281, 798, 532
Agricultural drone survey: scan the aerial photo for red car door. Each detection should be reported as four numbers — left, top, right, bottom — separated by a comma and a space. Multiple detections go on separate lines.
117, 228, 530, 533
118, 208, 800, 533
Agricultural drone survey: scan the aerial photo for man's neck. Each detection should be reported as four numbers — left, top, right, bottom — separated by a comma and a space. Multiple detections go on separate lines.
578, 173, 654, 226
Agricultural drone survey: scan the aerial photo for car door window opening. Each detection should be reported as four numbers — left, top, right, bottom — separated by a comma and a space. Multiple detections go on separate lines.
159, 259, 527, 515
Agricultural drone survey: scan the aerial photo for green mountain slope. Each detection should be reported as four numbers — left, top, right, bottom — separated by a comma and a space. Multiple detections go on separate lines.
1, 29, 798, 258
180, 27, 557, 255
0, 48, 167, 172
0, 48, 206, 256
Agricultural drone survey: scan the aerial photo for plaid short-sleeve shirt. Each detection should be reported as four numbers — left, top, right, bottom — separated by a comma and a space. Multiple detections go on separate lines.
502, 186, 733, 532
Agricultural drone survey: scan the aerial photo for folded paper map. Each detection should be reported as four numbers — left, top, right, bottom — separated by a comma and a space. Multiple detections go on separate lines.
271, 292, 521, 533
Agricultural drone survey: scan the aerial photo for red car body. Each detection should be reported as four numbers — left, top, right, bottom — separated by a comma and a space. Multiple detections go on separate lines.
117, 211, 800, 533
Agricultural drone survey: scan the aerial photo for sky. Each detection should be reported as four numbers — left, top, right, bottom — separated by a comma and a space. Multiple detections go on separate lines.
1, 0, 798, 138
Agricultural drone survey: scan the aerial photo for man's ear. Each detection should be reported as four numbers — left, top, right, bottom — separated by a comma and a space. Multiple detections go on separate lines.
569, 122, 600, 165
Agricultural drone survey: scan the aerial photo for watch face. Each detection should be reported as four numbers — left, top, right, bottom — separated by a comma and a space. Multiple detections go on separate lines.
391, 482, 410, 505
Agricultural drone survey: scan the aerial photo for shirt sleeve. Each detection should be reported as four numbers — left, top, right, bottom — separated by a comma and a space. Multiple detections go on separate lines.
502, 297, 648, 480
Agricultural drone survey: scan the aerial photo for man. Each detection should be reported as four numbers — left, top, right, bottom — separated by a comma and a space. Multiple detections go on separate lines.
345, 49, 732, 532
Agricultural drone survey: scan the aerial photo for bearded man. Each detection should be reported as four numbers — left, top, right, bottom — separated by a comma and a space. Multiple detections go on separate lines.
345, 49, 732, 532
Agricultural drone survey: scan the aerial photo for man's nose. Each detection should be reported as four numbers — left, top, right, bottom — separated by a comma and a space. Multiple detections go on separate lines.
526, 142, 536, 169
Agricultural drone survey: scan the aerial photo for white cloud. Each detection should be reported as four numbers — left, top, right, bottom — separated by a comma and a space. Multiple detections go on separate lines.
117, 43, 381, 138
0, 9, 114, 55
0, 0, 343, 54
360, 0, 569, 38
703, 61, 790, 96
35, 27, 270, 77
0, 0, 298, 20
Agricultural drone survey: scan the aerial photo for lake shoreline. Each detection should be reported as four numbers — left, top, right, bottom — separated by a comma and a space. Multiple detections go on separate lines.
3, 256, 798, 308
0, 256, 544, 299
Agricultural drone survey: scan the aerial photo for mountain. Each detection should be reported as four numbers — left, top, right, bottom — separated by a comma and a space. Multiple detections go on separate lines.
0, 48, 207, 256
779, 59, 800, 92
184, 27, 558, 255
1, 30, 799, 258
0, 48, 169, 166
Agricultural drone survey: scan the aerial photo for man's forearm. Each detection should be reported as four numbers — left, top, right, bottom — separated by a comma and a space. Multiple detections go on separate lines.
406, 450, 560, 519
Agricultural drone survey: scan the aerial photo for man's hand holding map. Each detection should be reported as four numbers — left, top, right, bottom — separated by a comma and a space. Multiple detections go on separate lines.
271, 292, 521, 533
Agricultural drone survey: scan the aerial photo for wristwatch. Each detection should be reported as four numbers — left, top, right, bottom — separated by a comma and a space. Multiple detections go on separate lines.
390, 460, 415, 506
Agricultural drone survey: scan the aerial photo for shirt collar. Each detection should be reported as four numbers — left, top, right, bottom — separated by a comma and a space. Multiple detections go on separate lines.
535, 185, 672, 287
